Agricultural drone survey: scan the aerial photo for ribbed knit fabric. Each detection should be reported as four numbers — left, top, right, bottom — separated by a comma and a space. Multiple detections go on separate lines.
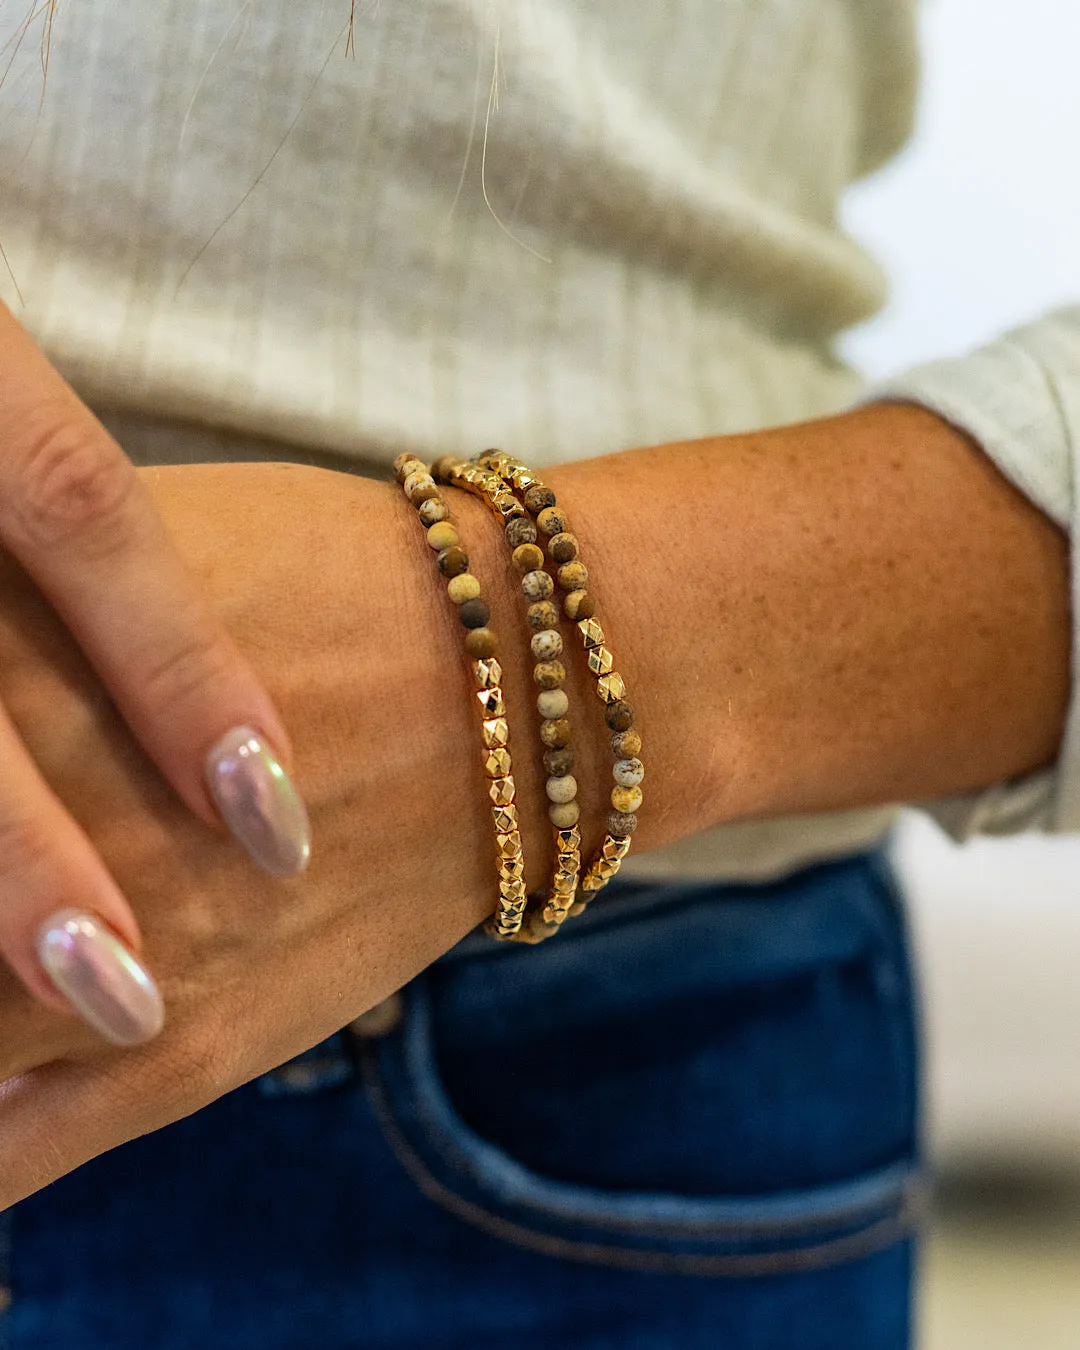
0, 1, 1074, 879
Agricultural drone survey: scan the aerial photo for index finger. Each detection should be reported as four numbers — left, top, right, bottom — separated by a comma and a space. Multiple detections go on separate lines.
0, 304, 310, 876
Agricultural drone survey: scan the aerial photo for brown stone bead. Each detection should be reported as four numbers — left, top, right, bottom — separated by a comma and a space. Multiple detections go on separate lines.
505, 516, 538, 548
512, 543, 545, 574
437, 546, 470, 577
605, 699, 634, 732
557, 560, 589, 592
458, 598, 491, 629
539, 718, 572, 749
409, 479, 442, 506
607, 810, 639, 837
533, 660, 566, 689
430, 455, 459, 483
527, 600, 559, 632
548, 532, 579, 564
536, 505, 569, 537
543, 746, 575, 776
611, 729, 643, 759
524, 484, 556, 513
564, 589, 596, 621
521, 569, 555, 602
464, 626, 497, 658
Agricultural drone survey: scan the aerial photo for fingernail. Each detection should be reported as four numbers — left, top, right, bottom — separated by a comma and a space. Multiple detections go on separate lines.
204, 725, 311, 876
36, 910, 165, 1047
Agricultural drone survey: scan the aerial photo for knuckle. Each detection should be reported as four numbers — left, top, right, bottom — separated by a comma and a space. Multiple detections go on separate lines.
0, 810, 55, 883
136, 623, 236, 713
9, 417, 137, 551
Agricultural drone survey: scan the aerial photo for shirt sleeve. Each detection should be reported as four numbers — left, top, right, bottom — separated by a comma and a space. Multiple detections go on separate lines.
863, 305, 1080, 839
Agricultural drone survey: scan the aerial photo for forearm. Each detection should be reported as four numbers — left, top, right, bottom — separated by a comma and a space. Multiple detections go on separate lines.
537, 403, 1069, 846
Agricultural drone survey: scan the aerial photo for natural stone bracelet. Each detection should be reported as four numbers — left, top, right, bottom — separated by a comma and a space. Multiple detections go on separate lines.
393, 452, 527, 940
433, 456, 583, 940
476, 450, 642, 909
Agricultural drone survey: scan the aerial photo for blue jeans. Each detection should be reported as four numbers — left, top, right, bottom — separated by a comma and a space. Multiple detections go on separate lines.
1, 851, 920, 1349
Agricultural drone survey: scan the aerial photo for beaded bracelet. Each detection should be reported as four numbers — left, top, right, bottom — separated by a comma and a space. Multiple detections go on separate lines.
433, 457, 583, 939
476, 450, 644, 905
393, 452, 528, 939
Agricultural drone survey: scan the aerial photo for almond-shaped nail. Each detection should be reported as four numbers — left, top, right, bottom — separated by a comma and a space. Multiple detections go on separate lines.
205, 725, 311, 876
37, 910, 165, 1047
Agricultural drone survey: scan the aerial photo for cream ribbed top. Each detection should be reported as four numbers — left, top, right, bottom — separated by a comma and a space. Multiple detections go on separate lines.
1, 1, 1077, 879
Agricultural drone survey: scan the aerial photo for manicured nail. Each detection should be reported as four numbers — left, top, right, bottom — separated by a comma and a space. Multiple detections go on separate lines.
205, 725, 311, 876
36, 910, 165, 1047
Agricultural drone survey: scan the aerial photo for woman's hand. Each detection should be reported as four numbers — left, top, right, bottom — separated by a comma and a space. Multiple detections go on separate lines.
0, 461, 518, 1209
0, 307, 309, 1044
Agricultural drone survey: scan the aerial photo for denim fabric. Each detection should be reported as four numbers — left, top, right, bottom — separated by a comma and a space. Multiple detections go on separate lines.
2, 851, 920, 1349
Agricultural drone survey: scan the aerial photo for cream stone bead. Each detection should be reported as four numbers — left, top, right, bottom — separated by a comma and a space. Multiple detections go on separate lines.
418, 497, 449, 526
426, 520, 460, 551
530, 629, 563, 661
613, 757, 645, 788
447, 573, 482, 604
545, 774, 578, 804
548, 800, 580, 828
537, 688, 570, 719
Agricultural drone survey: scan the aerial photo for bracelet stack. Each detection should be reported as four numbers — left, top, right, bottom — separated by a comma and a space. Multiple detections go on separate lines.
399, 447, 644, 944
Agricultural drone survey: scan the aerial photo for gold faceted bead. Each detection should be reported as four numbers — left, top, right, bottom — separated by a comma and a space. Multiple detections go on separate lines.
596, 672, 627, 703
578, 618, 605, 649
474, 657, 503, 689
494, 492, 523, 517
483, 746, 512, 778
489, 775, 516, 806
556, 827, 582, 851
492, 804, 519, 833
499, 856, 526, 882
482, 717, 509, 748
601, 835, 633, 862
496, 831, 523, 859
587, 646, 614, 677
500, 878, 528, 904
476, 686, 507, 717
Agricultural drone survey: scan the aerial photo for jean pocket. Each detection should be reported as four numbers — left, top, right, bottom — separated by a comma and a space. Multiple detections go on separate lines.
361, 854, 923, 1277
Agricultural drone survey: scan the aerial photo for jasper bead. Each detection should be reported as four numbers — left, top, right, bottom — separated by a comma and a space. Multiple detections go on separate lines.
394, 454, 426, 483
521, 569, 555, 602
548, 532, 578, 564
464, 626, 497, 658
533, 661, 566, 689
524, 484, 556, 513
530, 629, 563, 661
545, 774, 578, 804
557, 560, 588, 592
537, 688, 570, 719
505, 516, 538, 547
540, 718, 572, 749
527, 600, 559, 632
437, 546, 470, 577
543, 746, 574, 776
605, 699, 634, 732
418, 497, 449, 526
607, 810, 639, 837
537, 505, 569, 537
611, 729, 642, 758
426, 520, 460, 551
430, 455, 459, 482
447, 573, 482, 604
549, 800, 580, 828
613, 757, 645, 788
403, 470, 436, 502
459, 598, 491, 629
611, 784, 643, 813
564, 589, 596, 621
512, 543, 545, 573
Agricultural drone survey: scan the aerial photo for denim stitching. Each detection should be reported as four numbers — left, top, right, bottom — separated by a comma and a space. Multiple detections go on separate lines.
362, 1046, 923, 1279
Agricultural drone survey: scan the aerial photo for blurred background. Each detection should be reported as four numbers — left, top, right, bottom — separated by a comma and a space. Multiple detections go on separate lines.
841, 0, 1080, 1341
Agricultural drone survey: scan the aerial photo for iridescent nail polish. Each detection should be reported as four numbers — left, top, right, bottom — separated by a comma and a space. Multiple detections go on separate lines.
204, 725, 311, 876
36, 910, 165, 1046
